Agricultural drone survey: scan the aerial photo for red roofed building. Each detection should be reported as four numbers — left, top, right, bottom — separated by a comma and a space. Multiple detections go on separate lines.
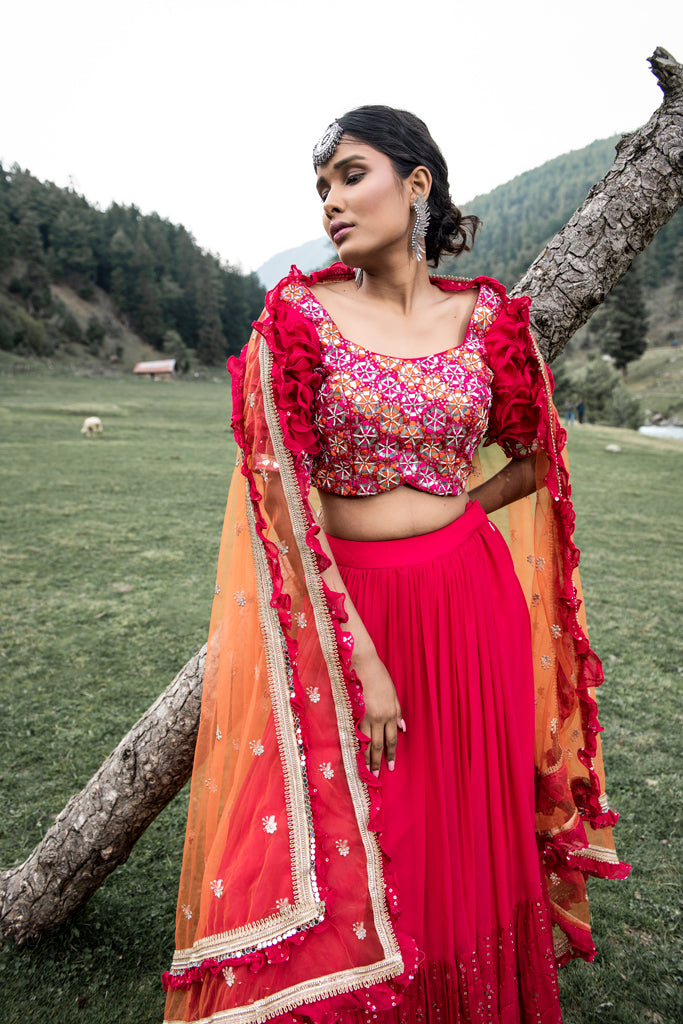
133, 359, 176, 380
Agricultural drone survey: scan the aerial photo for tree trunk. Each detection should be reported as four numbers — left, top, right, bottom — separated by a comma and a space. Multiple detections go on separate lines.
2, 47, 683, 946
517, 47, 683, 361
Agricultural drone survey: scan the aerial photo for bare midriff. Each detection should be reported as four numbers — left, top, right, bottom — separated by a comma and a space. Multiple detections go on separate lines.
319, 485, 469, 542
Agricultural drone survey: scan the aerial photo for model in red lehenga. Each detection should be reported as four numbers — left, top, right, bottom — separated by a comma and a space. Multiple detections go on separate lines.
163, 107, 628, 1024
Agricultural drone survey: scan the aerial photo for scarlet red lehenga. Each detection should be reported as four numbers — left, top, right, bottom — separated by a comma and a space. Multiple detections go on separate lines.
163, 265, 628, 1024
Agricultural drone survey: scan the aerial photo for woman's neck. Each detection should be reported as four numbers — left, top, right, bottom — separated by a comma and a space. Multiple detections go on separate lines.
357, 255, 433, 315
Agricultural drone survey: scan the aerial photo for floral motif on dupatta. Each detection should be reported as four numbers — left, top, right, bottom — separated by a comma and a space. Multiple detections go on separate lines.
163, 270, 417, 1024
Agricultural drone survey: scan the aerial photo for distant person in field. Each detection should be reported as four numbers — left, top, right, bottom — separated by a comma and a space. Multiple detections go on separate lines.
577, 398, 586, 424
164, 106, 628, 1024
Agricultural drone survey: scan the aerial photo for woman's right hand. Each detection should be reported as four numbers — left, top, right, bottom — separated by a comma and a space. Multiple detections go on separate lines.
353, 648, 404, 776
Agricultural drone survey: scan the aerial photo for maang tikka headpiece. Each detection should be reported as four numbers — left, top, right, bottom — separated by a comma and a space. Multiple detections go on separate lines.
312, 121, 343, 167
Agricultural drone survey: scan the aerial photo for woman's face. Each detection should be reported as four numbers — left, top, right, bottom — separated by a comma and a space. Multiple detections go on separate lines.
315, 138, 415, 269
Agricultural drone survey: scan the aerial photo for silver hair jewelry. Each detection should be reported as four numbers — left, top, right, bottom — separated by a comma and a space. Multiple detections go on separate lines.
312, 121, 343, 167
354, 267, 364, 288
411, 193, 431, 262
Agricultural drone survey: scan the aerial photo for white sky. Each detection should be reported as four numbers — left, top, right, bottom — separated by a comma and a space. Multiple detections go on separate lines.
2, 0, 681, 273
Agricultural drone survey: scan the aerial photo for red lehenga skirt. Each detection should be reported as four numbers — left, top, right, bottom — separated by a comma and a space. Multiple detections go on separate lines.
326, 501, 562, 1024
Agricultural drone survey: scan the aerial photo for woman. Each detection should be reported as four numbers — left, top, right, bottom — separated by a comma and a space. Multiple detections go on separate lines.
163, 107, 628, 1024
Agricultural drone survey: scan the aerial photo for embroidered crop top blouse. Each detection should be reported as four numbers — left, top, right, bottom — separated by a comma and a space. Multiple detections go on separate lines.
280, 279, 504, 497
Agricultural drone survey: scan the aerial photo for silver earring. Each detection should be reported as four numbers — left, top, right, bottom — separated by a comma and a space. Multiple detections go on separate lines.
355, 267, 364, 288
411, 193, 431, 262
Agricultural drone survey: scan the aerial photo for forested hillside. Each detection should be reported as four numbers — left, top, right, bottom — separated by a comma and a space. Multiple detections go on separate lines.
441, 137, 683, 425
442, 136, 683, 296
0, 164, 264, 366
2, 136, 681, 374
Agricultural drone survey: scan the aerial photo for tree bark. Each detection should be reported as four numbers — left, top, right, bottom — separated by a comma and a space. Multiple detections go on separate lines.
516, 46, 683, 361
2, 47, 683, 946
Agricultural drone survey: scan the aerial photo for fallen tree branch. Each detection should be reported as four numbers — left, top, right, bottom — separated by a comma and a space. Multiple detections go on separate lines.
2, 47, 683, 944
516, 46, 683, 361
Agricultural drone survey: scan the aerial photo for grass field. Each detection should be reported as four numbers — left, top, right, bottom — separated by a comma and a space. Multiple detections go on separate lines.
0, 374, 681, 1024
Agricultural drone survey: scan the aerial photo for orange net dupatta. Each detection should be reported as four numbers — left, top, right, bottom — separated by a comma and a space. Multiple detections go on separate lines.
163, 267, 629, 1024
163, 314, 418, 1024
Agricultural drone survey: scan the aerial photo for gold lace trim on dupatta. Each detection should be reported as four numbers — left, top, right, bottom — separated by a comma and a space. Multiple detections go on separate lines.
259, 339, 404, 973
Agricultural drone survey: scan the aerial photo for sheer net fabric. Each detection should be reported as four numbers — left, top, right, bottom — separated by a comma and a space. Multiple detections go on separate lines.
164, 332, 417, 1024
163, 265, 628, 1024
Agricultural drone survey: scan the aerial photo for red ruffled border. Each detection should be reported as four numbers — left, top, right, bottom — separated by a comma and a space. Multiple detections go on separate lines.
484, 293, 616, 821
165, 267, 418, 1005
170, 264, 628, 992
270, 264, 631, 959
474, 281, 630, 961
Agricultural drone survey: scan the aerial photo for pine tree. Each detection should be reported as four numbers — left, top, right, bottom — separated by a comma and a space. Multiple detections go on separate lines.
195, 265, 227, 365
109, 226, 135, 309
50, 208, 96, 282
599, 266, 649, 375
0, 210, 16, 271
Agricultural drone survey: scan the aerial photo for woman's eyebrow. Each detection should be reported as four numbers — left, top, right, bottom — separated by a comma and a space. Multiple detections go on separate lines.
333, 154, 366, 170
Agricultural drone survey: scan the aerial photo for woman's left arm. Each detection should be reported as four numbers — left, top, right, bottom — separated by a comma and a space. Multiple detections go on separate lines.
469, 454, 536, 514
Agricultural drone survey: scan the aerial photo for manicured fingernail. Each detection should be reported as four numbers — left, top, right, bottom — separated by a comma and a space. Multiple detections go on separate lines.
400, 719, 407, 732
388, 760, 395, 772
372, 769, 380, 778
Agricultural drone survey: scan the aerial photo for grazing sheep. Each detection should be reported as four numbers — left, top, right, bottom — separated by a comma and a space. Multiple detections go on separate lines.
80, 416, 103, 438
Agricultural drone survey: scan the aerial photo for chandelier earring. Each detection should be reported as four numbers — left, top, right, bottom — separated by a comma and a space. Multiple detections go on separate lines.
411, 193, 431, 263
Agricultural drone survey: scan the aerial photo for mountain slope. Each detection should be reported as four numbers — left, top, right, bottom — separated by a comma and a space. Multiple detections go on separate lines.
256, 237, 335, 289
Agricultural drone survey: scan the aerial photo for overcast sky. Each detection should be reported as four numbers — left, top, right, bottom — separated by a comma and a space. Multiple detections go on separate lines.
2, 0, 680, 273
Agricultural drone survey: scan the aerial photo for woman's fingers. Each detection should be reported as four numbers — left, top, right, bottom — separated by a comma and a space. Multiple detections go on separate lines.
384, 720, 398, 771
359, 687, 404, 777
359, 716, 374, 769
370, 724, 384, 776
363, 716, 402, 776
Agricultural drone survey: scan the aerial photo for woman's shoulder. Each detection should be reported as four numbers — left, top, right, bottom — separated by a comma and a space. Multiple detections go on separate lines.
267, 263, 355, 320
308, 275, 358, 309
271, 265, 511, 300
269, 262, 353, 297
431, 271, 507, 297
434, 274, 537, 335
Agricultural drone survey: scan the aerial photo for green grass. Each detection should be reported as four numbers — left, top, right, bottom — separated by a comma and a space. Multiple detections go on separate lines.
624, 345, 683, 421
0, 379, 681, 1023
559, 343, 683, 422
557, 426, 682, 1024
0, 373, 234, 1023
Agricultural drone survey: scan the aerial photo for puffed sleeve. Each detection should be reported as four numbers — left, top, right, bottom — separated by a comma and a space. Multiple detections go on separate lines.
483, 294, 554, 460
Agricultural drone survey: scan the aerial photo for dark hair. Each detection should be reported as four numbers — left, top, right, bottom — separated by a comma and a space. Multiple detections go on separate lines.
336, 105, 479, 266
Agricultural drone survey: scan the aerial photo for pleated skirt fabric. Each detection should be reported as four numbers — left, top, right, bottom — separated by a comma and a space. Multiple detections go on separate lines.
326, 501, 562, 1024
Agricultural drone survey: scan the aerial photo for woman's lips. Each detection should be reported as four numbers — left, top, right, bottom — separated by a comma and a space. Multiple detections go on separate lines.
331, 223, 353, 244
